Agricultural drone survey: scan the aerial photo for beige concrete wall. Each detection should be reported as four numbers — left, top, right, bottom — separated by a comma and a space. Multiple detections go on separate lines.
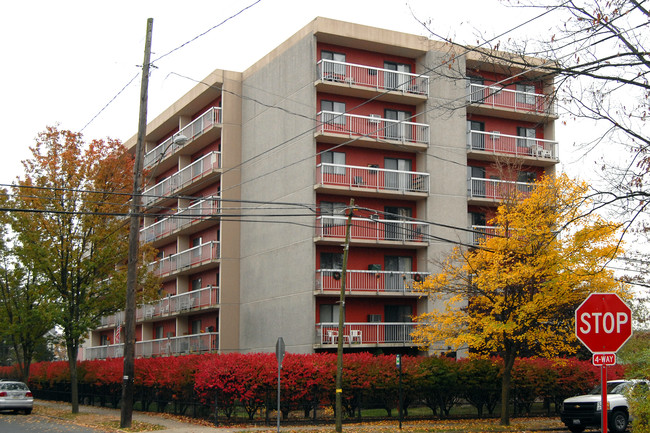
219, 71, 243, 352
238, 32, 318, 353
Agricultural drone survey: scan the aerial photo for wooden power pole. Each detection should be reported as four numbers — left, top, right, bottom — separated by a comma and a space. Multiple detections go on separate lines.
335, 198, 354, 433
121, 17, 153, 429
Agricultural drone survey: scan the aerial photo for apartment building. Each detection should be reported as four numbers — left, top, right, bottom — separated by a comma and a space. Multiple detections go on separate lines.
82, 17, 557, 360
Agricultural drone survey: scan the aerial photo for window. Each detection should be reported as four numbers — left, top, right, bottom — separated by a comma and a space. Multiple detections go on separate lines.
468, 76, 485, 102
155, 326, 164, 340
384, 206, 413, 240
385, 255, 413, 291
516, 83, 536, 105
191, 278, 202, 291
321, 100, 346, 125
321, 252, 343, 270
384, 110, 412, 141
320, 304, 340, 323
321, 151, 346, 175
322, 51, 346, 77
191, 320, 202, 335
517, 171, 537, 183
468, 166, 486, 197
384, 157, 412, 191
467, 120, 485, 150
384, 61, 411, 90
100, 335, 109, 346
320, 201, 347, 227
517, 127, 536, 148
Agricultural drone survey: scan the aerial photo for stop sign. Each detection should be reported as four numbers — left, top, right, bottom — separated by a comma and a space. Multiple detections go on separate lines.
575, 293, 633, 353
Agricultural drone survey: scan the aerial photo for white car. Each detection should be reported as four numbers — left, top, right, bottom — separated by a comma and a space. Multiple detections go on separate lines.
561, 379, 650, 433
0, 381, 33, 414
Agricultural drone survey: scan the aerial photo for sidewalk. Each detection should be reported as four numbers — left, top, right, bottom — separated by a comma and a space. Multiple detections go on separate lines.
34, 400, 566, 433
36, 400, 226, 432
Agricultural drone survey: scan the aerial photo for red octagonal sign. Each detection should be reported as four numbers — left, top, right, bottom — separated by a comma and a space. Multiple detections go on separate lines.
575, 293, 633, 353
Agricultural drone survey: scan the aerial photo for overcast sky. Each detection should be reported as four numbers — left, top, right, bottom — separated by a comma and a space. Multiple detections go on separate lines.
1, 0, 585, 186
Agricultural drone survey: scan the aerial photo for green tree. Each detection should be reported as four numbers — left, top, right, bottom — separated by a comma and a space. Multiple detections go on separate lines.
10, 126, 158, 413
412, 174, 630, 425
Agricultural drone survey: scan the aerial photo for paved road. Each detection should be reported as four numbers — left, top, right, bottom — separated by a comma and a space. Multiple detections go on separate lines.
0, 411, 108, 432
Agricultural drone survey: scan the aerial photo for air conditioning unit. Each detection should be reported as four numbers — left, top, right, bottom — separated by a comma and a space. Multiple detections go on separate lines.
369, 114, 381, 124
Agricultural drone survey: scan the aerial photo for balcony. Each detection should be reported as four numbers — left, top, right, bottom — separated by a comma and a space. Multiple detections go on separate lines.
84, 332, 219, 360
142, 151, 220, 208
316, 163, 428, 198
467, 84, 556, 121
99, 311, 124, 329
316, 59, 429, 103
140, 196, 221, 245
137, 285, 219, 321
467, 131, 558, 167
470, 225, 500, 246
468, 177, 534, 205
148, 241, 220, 279
315, 111, 429, 151
316, 322, 416, 347
315, 269, 426, 295
315, 216, 428, 247
144, 106, 222, 171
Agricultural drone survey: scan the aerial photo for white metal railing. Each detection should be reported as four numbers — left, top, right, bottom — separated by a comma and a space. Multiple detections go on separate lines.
316, 111, 429, 146
142, 152, 220, 207
144, 107, 222, 168
85, 332, 219, 360
467, 130, 557, 160
467, 84, 554, 115
317, 163, 428, 194
470, 225, 500, 245
317, 59, 429, 97
148, 241, 220, 277
468, 177, 534, 200
316, 216, 428, 243
99, 311, 124, 328
315, 269, 426, 293
140, 196, 221, 244
136, 285, 219, 320
317, 322, 417, 345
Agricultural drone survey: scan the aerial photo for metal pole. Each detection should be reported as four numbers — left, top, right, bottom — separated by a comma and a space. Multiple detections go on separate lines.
121, 17, 153, 429
335, 198, 354, 433
398, 357, 403, 429
601, 365, 608, 433
277, 360, 281, 433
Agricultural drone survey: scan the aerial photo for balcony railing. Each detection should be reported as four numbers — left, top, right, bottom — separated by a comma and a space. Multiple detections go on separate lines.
316, 216, 428, 244
85, 332, 219, 360
470, 225, 500, 245
468, 177, 534, 201
317, 163, 428, 194
99, 311, 124, 328
316, 269, 426, 294
467, 131, 557, 160
144, 107, 222, 168
148, 241, 220, 278
137, 285, 219, 321
316, 322, 416, 345
317, 59, 429, 97
142, 152, 220, 207
467, 84, 554, 115
140, 196, 221, 244
316, 111, 429, 146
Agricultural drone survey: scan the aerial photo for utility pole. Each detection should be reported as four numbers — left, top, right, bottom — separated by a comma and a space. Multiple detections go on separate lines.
121, 17, 153, 429
335, 198, 354, 433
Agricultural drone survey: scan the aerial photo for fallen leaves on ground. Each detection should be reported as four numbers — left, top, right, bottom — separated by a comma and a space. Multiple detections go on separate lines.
33, 405, 165, 432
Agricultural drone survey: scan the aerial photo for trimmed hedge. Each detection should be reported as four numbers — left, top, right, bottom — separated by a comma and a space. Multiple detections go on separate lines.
0, 354, 625, 421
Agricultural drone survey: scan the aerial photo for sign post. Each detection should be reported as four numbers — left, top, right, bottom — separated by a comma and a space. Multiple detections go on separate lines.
276, 337, 285, 433
396, 354, 403, 430
575, 293, 632, 433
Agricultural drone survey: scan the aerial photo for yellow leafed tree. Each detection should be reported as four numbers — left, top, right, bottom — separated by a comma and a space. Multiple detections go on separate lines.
412, 173, 630, 426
